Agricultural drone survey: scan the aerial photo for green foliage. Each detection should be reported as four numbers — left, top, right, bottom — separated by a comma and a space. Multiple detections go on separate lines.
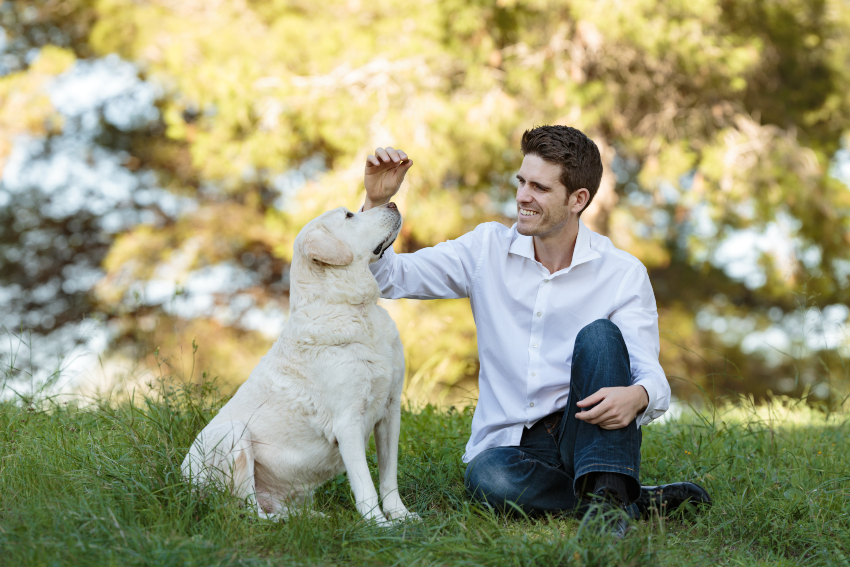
0, 373, 848, 566
2, 0, 850, 402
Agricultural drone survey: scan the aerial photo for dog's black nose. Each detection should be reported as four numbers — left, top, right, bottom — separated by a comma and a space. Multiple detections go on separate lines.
386, 202, 397, 210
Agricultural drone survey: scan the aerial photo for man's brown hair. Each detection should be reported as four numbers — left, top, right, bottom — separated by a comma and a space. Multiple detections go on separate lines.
520, 125, 603, 214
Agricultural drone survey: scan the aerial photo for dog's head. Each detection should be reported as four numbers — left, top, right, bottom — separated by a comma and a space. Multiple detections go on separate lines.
297, 203, 401, 267
290, 203, 402, 308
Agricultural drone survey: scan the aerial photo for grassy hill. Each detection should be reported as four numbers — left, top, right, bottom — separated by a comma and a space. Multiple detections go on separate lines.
1, 376, 847, 566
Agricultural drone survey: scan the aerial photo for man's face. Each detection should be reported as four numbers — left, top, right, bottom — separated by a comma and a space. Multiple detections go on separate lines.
516, 154, 574, 238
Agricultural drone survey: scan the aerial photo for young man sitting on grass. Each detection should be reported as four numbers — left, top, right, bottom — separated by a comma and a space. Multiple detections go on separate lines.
361, 125, 711, 537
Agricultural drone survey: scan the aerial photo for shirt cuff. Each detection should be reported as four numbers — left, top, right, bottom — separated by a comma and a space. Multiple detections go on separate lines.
633, 377, 658, 427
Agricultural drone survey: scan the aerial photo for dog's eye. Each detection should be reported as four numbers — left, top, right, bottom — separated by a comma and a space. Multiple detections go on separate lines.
345, 212, 354, 218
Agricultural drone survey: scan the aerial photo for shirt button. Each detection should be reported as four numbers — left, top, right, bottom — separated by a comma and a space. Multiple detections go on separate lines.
543, 279, 549, 283
537, 312, 542, 317
529, 402, 535, 407
533, 343, 538, 348
531, 372, 536, 376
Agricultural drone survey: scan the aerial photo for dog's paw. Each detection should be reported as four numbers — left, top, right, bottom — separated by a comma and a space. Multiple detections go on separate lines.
257, 509, 287, 523
257, 508, 326, 523
384, 507, 421, 523
358, 509, 391, 527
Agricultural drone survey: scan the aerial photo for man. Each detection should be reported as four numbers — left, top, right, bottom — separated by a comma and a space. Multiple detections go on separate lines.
361, 125, 710, 536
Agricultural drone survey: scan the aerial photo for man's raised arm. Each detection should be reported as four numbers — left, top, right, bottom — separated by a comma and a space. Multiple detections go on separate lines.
363, 147, 487, 301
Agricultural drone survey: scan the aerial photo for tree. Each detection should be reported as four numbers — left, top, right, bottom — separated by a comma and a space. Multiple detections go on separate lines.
2, 0, 849, 405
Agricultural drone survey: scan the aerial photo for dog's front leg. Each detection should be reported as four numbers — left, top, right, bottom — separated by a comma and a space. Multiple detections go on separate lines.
335, 424, 389, 526
375, 407, 419, 522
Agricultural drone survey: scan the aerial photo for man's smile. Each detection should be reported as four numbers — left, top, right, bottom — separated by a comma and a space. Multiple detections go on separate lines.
519, 208, 539, 217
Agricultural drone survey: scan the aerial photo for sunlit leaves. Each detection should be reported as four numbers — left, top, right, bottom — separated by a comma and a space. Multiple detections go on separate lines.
3, 0, 850, 401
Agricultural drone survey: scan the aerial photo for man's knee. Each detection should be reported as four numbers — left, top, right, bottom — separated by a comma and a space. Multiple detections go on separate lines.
576, 319, 622, 345
575, 319, 629, 359
464, 449, 522, 508
573, 319, 631, 387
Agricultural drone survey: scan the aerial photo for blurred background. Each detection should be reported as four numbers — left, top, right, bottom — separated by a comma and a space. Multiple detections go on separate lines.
1, 0, 849, 409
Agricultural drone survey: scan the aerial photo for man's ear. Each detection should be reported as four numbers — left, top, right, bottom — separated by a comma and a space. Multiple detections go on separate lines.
569, 187, 590, 213
302, 228, 354, 266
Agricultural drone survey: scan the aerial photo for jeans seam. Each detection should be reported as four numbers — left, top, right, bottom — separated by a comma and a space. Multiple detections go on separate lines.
532, 457, 567, 473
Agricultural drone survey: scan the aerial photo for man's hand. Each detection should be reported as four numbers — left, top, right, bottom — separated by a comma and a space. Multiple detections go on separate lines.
364, 147, 414, 211
575, 385, 648, 430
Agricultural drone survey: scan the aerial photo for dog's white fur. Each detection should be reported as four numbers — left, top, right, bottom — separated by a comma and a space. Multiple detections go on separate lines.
181, 203, 417, 524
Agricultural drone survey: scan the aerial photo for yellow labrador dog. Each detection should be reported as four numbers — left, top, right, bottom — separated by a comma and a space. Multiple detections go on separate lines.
182, 202, 417, 525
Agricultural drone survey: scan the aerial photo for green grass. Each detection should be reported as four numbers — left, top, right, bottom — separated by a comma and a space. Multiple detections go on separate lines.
1, 376, 848, 566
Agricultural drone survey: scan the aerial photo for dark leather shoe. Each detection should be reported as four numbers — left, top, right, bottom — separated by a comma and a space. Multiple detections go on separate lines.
635, 482, 712, 518
578, 488, 632, 539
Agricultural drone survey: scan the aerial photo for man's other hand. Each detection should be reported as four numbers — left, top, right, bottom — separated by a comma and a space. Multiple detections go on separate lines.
575, 385, 649, 430
364, 147, 414, 211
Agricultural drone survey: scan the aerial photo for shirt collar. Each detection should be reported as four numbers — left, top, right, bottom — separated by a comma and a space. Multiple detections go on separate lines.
508, 218, 601, 270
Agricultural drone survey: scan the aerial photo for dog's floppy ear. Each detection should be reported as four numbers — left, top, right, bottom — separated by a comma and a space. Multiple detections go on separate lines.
302, 227, 353, 266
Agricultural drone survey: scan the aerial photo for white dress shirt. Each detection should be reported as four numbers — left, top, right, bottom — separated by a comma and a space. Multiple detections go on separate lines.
370, 219, 671, 463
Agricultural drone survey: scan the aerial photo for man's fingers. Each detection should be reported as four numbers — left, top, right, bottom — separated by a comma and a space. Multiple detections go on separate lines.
580, 414, 605, 425
598, 414, 622, 426
599, 420, 626, 430
370, 147, 410, 168
576, 401, 609, 422
598, 410, 631, 428
577, 389, 606, 408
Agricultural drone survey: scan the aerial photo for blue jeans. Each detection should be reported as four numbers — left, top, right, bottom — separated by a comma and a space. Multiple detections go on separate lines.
464, 319, 642, 516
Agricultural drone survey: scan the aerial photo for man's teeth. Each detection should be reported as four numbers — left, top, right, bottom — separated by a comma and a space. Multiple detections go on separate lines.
520, 209, 539, 217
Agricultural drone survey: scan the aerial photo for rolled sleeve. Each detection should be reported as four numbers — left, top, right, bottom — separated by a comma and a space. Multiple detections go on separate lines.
609, 265, 671, 426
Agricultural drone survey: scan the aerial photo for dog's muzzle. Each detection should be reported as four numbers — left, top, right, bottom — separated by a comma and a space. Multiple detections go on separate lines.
373, 209, 402, 258
373, 230, 398, 258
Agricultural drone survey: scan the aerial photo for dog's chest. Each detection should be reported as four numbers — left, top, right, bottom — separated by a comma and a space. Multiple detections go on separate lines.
348, 313, 400, 409
281, 306, 401, 428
